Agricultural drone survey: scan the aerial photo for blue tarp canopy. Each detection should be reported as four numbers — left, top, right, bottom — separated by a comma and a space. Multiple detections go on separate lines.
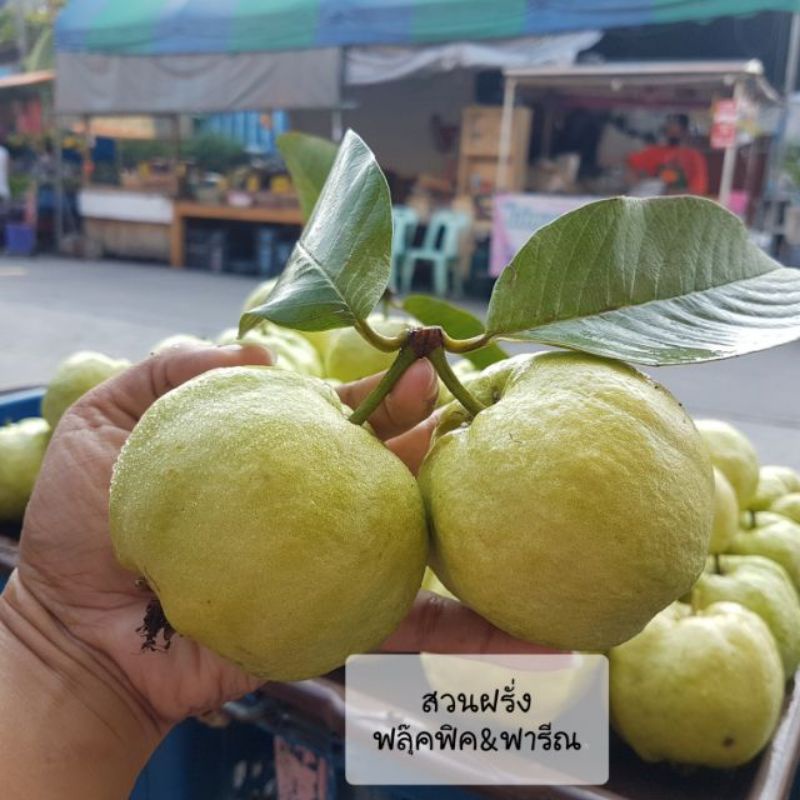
56, 0, 800, 56
53, 0, 800, 114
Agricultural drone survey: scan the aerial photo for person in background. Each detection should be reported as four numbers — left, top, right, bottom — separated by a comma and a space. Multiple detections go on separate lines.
626, 113, 709, 196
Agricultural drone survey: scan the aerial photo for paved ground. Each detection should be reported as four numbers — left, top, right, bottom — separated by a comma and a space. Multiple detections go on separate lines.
2, 255, 800, 469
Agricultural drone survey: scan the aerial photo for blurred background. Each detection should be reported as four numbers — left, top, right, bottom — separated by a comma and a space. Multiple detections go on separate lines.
1, 0, 799, 466
2, 4, 800, 797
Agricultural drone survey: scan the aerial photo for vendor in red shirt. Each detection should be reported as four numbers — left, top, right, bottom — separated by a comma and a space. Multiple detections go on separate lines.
626, 114, 709, 195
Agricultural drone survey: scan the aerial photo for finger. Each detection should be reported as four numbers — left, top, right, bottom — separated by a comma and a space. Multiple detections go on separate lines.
381, 591, 558, 655
78, 344, 273, 429
386, 410, 441, 475
337, 359, 438, 440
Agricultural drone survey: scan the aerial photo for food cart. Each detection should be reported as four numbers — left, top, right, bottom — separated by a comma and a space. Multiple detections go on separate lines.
490, 60, 780, 275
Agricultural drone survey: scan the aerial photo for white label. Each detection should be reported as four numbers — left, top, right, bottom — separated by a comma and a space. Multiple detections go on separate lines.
345, 653, 608, 785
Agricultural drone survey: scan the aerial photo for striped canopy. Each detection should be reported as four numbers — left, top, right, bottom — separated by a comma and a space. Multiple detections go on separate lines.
56, 0, 800, 56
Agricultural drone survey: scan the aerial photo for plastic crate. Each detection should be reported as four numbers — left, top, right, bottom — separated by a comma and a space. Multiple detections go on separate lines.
5, 223, 35, 256
0, 387, 44, 423
185, 228, 227, 272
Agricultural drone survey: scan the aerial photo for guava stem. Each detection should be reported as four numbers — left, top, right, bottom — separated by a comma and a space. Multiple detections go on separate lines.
349, 345, 420, 425
355, 317, 407, 352
428, 347, 486, 418
443, 331, 492, 353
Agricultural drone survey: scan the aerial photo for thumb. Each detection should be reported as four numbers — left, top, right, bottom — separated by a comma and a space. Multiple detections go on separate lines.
74, 344, 273, 430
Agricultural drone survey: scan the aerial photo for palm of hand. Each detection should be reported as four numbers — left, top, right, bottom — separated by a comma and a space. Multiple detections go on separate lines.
15, 345, 440, 725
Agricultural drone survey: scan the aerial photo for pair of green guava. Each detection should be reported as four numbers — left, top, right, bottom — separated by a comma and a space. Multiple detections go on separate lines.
110, 346, 715, 684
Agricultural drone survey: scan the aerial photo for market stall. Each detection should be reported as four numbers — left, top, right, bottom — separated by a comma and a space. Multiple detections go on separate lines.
53, 1, 798, 277
490, 60, 780, 274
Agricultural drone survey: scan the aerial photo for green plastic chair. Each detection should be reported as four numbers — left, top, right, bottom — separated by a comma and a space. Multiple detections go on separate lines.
390, 206, 419, 291
399, 210, 470, 297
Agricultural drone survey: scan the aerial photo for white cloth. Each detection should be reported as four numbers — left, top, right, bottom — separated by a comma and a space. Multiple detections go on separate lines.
346, 31, 602, 85
0, 146, 10, 199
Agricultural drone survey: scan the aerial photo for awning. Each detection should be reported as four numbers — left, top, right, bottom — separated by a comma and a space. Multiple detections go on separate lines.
55, 1, 800, 56
55, 30, 602, 114
504, 59, 781, 106
0, 69, 54, 91
54, 0, 799, 115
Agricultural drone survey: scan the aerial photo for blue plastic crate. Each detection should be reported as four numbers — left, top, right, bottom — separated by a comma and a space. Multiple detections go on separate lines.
5, 223, 35, 256
0, 387, 44, 422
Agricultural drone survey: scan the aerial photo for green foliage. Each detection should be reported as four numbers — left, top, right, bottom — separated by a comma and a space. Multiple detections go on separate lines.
118, 133, 245, 173
277, 132, 338, 220
118, 139, 173, 169
240, 131, 392, 334
242, 130, 800, 366
486, 196, 800, 364
183, 133, 247, 174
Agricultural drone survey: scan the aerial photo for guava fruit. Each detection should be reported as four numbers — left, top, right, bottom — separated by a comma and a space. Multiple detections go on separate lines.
695, 420, 759, 509
151, 334, 209, 354
0, 417, 50, 520
771, 493, 800, 525
610, 602, 783, 768
709, 468, 739, 554
764, 465, 800, 494
241, 278, 278, 313
729, 512, 800, 590
216, 326, 323, 377
420, 352, 714, 651
692, 555, 800, 678
324, 316, 411, 383
42, 351, 131, 429
750, 466, 791, 512
242, 278, 333, 357
421, 566, 457, 600
109, 367, 428, 680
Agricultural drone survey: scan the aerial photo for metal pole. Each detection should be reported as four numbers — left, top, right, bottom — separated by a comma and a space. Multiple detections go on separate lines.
331, 108, 343, 142
718, 81, 744, 209
13, 0, 28, 67
54, 118, 63, 251
497, 77, 517, 192
786, 13, 800, 97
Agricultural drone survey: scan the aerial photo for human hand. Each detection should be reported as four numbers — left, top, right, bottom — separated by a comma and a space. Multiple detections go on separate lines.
3, 343, 545, 738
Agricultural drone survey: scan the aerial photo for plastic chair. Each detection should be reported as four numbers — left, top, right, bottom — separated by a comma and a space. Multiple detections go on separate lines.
399, 210, 470, 297
390, 206, 419, 291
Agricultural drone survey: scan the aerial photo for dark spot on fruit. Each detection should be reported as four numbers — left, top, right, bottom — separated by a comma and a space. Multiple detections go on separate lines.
722, 737, 735, 748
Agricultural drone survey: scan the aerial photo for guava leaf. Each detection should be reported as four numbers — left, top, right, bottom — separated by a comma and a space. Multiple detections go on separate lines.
277, 132, 338, 221
240, 130, 392, 334
486, 196, 800, 365
402, 294, 508, 370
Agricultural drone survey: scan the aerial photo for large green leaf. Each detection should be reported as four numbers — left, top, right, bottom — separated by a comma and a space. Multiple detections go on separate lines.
277, 132, 338, 221
402, 294, 508, 369
486, 196, 800, 364
241, 130, 392, 334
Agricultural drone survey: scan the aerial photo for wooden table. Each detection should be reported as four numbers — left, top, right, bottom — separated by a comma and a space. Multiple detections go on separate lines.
170, 201, 304, 268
